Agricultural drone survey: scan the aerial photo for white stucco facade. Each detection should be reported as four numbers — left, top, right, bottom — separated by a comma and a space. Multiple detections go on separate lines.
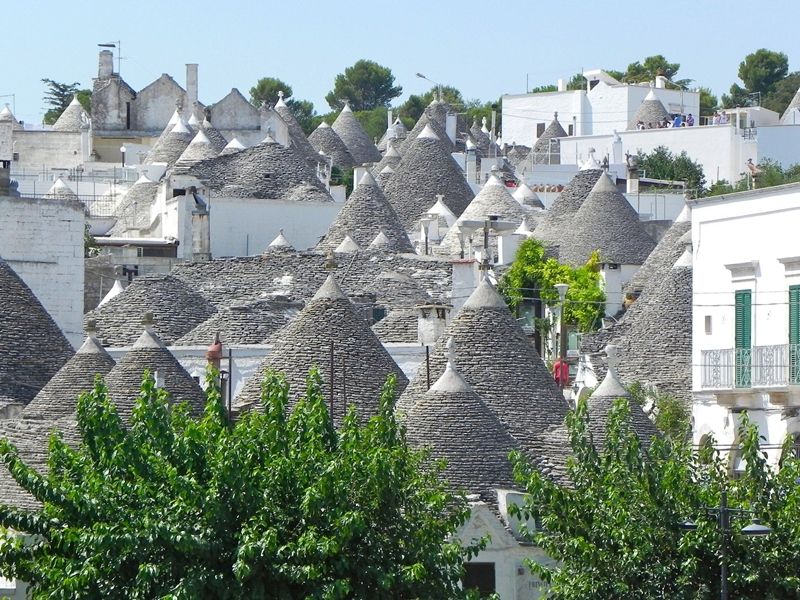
692, 182, 800, 467
0, 195, 85, 348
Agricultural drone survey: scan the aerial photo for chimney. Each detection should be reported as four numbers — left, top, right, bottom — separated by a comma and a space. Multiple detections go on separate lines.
557, 78, 567, 92
445, 112, 457, 143
99, 50, 114, 78
186, 64, 199, 115
655, 75, 667, 89
206, 333, 223, 372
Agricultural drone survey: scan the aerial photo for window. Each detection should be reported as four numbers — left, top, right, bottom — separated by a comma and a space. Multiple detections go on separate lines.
568, 124, 574, 136
790, 286, 800, 384
735, 289, 752, 388
463, 563, 495, 597
705, 315, 712, 334
536, 123, 545, 137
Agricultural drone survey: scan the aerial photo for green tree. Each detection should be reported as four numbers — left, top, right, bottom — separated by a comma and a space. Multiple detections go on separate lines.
624, 56, 692, 89
513, 401, 800, 599
738, 49, 789, 97
249, 76, 293, 107
499, 238, 606, 333
636, 146, 706, 193
41, 79, 90, 125
288, 99, 317, 135
625, 381, 690, 440
0, 371, 477, 599
325, 60, 402, 111
763, 71, 800, 115
698, 87, 718, 118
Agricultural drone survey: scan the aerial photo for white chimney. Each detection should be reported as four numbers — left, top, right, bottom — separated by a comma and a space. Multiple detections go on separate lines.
655, 75, 667, 89
99, 50, 114, 78
557, 78, 567, 92
445, 113, 457, 143
186, 64, 199, 115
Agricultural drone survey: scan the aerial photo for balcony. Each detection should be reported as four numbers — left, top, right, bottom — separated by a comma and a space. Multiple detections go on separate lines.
701, 344, 800, 406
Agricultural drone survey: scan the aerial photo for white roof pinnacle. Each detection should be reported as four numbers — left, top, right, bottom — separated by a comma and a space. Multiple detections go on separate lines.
370, 231, 392, 247
171, 119, 190, 134
417, 124, 440, 140
224, 137, 246, 151
485, 174, 504, 188
99, 279, 125, 306
189, 129, 211, 145
167, 110, 181, 126
341, 102, 353, 113
590, 172, 618, 193
275, 91, 287, 108
268, 228, 293, 248
512, 183, 537, 201
318, 121, 331, 129
187, 112, 200, 126
592, 345, 629, 398
429, 337, 474, 394
358, 170, 378, 187
312, 274, 348, 301
644, 89, 660, 102
335, 235, 361, 253
384, 144, 400, 158
134, 172, 155, 185
380, 165, 394, 174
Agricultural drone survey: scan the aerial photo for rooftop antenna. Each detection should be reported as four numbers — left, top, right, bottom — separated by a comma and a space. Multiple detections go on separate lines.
97, 41, 122, 75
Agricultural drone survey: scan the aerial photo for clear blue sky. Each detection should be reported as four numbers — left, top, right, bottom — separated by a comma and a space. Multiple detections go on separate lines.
1, 0, 798, 125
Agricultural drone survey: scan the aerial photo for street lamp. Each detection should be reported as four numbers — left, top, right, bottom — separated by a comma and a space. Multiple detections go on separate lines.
554, 283, 570, 361
415, 72, 442, 101
120, 145, 127, 168
419, 213, 435, 256
679, 487, 771, 600
457, 216, 517, 271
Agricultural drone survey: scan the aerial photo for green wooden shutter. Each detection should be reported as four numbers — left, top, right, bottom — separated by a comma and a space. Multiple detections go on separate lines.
790, 286, 800, 383
735, 290, 752, 388
735, 290, 752, 349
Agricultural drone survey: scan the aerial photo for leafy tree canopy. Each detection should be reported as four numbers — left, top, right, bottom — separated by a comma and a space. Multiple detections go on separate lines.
707, 158, 800, 197
722, 49, 796, 114
249, 76, 293, 107
636, 145, 706, 193
325, 60, 402, 112
0, 371, 477, 599
41, 79, 90, 125
499, 238, 606, 334
399, 85, 464, 122
513, 400, 800, 600
698, 86, 718, 117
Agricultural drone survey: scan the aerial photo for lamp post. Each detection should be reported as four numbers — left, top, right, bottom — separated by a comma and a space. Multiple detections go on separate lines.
679, 487, 771, 600
415, 72, 442, 101
555, 283, 570, 362
419, 214, 435, 256
120, 145, 127, 168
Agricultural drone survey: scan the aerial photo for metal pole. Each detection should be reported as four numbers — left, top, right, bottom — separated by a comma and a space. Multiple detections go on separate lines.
227, 349, 233, 422
426, 346, 431, 390
720, 489, 729, 600
342, 354, 346, 415
329, 342, 335, 420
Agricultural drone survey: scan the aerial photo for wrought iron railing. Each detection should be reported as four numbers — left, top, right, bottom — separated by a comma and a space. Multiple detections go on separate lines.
701, 344, 800, 389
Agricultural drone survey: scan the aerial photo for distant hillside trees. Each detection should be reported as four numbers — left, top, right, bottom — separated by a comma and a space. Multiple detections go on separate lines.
41, 79, 90, 125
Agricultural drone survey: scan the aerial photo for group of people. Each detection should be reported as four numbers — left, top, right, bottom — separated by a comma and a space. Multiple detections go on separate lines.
635, 113, 696, 130
711, 111, 730, 125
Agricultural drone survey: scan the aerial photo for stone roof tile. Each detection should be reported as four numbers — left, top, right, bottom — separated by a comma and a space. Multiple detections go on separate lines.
331, 103, 382, 165
532, 169, 604, 244
627, 90, 669, 130
52, 96, 89, 131
308, 122, 356, 170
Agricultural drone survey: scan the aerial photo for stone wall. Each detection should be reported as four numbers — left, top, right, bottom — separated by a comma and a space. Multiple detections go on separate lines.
132, 75, 187, 133
11, 131, 85, 170
0, 196, 85, 347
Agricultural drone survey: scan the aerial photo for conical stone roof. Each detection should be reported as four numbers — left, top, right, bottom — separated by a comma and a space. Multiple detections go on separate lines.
470, 118, 493, 156
512, 182, 544, 209
779, 85, 800, 125
532, 169, 604, 244
368, 271, 432, 343
335, 235, 360, 253
558, 174, 655, 266
404, 346, 520, 498
627, 90, 669, 130
104, 323, 206, 421
372, 143, 401, 175
0, 104, 23, 131
42, 178, 80, 201
375, 165, 394, 188
174, 130, 219, 170
52, 96, 88, 131
274, 96, 326, 168
108, 173, 160, 235
331, 103, 383, 165
145, 119, 193, 168
609, 249, 693, 405
532, 113, 568, 164
439, 176, 529, 253
85, 274, 217, 347
400, 110, 453, 154
0, 259, 74, 404
175, 299, 302, 346
268, 229, 293, 249
188, 138, 333, 202
586, 345, 660, 448
376, 118, 408, 151
398, 278, 568, 478
24, 330, 116, 420
624, 204, 691, 294
383, 126, 475, 229
317, 171, 414, 253
233, 275, 409, 424
506, 144, 531, 168
308, 121, 356, 170
199, 118, 228, 153
221, 137, 246, 155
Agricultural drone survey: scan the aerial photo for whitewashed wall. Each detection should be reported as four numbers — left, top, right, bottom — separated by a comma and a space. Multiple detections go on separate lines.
0, 196, 85, 348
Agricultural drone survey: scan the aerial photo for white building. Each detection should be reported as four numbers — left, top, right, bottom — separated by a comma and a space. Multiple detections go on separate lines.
502, 70, 700, 144
692, 182, 800, 469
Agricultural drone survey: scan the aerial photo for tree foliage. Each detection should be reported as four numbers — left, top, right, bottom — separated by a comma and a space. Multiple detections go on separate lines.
625, 381, 690, 440
249, 77, 293, 107
41, 79, 90, 125
698, 87, 718, 118
0, 371, 476, 599
636, 145, 706, 192
513, 400, 800, 599
707, 158, 800, 197
499, 238, 606, 333
722, 49, 797, 114
325, 60, 402, 111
